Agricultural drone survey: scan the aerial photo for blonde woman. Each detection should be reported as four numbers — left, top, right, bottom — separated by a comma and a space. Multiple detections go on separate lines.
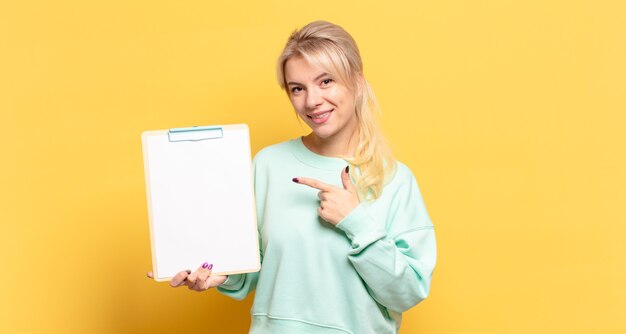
149, 20, 437, 333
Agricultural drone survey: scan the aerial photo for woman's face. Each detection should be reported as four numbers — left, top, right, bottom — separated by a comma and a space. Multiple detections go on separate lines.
284, 56, 358, 143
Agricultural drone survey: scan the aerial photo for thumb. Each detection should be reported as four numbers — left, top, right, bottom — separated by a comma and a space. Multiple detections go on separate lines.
341, 165, 356, 193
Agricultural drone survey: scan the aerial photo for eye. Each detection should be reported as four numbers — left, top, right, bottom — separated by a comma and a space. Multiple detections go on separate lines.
290, 86, 303, 94
321, 78, 333, 86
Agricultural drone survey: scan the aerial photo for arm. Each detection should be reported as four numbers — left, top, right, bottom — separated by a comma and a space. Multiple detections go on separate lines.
335, 174, 437, 313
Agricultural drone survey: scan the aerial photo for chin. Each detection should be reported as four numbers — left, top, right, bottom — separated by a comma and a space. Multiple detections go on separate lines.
311, 128, 336, 140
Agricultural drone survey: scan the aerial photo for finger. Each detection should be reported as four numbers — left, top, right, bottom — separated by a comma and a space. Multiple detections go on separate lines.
197, 263, 214, 289
317, 207, 326, 220
341, 165, 356, 193
293, 177, 335, 192
169, 270, 192, 287
317, 191, 326, 200
187, 262, 210, 289
147, 272, 153, 279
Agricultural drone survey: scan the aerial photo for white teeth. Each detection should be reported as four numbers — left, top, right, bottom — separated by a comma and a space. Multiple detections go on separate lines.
312, 112, 330, 119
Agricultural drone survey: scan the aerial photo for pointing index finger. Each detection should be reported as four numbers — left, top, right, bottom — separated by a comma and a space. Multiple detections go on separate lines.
293, 177, 335, 192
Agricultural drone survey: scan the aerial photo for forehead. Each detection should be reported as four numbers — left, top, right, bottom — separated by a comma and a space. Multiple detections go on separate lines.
284, 56, 327, 83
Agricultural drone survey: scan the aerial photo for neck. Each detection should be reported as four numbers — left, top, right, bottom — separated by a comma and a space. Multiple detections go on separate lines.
303, 129, 359, 158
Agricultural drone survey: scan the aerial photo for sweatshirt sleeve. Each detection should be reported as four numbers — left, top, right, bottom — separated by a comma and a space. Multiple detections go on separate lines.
216, 271, 260, 300
335, 170, 437, 313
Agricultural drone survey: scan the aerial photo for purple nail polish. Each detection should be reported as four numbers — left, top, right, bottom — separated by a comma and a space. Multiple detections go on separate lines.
208, 264, 213, 270
292, 178, 299, 183
202, 262, 209, 269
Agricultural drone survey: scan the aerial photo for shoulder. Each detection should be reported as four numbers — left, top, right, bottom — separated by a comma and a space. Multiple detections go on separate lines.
253, 139, 296, 163
379, 161, 426, 203
366, 160, 433, 231
387, 161, 418, 187
252, 138, 301, 171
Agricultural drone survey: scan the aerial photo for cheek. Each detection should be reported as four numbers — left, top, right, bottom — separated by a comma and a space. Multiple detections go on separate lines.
329, 87, 352, 106
288, 97, 302, 110
290, 98, 309, 119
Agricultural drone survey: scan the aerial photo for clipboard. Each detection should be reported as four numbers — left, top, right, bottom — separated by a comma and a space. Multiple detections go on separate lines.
142, 124, 260, 282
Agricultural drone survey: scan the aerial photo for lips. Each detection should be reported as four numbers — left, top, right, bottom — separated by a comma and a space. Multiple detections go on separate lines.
308, 109, 333, 124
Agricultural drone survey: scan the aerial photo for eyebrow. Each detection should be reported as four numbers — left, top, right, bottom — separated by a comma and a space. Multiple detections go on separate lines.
286, 72, 330, 86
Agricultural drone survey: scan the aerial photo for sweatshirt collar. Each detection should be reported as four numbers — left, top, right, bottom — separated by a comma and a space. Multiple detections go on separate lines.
291, 137, 349, 171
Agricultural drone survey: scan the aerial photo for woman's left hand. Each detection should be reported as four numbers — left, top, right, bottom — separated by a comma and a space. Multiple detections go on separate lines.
294, 166, 360, 226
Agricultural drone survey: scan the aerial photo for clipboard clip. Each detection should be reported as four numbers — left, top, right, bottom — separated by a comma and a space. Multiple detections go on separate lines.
168, 126, 224, 142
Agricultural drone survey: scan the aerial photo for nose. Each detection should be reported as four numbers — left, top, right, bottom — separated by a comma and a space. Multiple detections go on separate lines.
305, 88, 323, 109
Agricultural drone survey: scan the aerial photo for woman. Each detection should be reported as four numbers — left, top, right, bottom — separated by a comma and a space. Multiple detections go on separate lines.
148, 20, 436, 333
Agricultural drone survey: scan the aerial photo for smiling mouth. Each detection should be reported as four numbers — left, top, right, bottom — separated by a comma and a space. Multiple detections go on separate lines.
310, 112, 330, 119
307, 110, 333, 125
308, 109, 333, 122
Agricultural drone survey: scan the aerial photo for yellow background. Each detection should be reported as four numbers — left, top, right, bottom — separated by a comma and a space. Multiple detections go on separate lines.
2, 0, 625, 333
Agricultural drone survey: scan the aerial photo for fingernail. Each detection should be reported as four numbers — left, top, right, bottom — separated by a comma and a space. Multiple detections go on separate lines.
292, 177, 299, 183
345, 166, 349, 173
208, 263, 213, 270
186, 270, 192, 274
202, 262, 209, 269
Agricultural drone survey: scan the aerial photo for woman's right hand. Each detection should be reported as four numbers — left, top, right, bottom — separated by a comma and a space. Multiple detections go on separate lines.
146, 262, 228, 291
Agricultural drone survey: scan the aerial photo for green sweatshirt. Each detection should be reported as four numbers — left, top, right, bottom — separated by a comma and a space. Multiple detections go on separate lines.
218, 138, 436, 334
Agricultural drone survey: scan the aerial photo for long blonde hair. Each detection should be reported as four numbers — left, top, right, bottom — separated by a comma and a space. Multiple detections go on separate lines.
277, 20, 396, 200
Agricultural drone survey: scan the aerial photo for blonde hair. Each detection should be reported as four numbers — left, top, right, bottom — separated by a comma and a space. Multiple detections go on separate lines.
277, 20, 396, 200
